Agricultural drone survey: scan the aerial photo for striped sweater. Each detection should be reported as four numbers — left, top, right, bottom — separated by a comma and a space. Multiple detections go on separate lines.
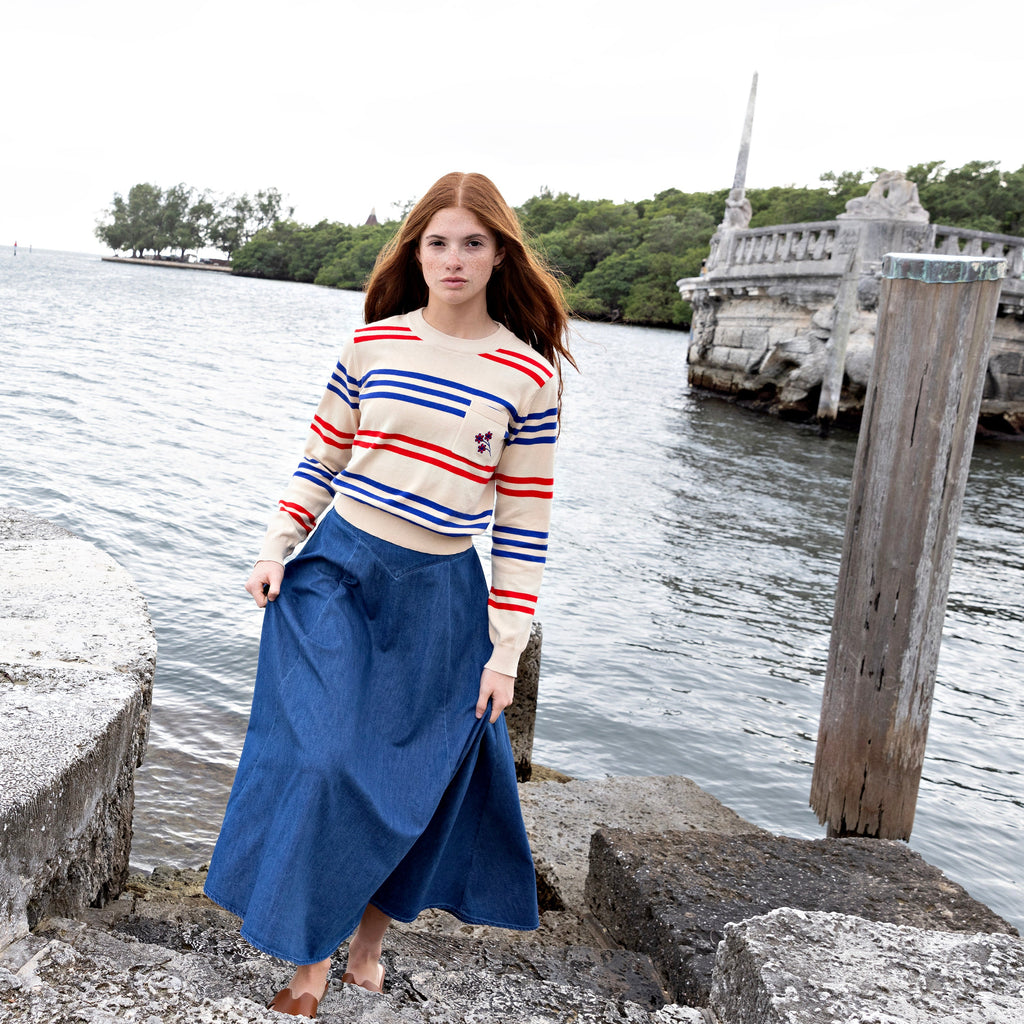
257, 308, 559, 677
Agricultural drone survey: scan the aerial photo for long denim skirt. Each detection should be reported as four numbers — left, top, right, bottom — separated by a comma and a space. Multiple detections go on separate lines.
204, 509, 539, 964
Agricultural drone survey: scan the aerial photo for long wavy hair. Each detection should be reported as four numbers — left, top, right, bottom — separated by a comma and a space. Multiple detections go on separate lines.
364, 172, 576, 391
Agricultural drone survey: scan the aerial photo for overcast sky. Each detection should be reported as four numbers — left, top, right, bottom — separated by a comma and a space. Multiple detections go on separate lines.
4, 0, 1022, 254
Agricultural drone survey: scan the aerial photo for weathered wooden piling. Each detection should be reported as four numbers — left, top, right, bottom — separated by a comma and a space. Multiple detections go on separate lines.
810, 253, 1005, 840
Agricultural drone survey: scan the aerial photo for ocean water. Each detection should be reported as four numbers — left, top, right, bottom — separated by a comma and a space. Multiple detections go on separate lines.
1, 249, 1021, 929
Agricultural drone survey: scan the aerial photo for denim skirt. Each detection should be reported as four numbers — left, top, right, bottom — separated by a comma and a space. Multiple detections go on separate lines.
204, 509, 539, 964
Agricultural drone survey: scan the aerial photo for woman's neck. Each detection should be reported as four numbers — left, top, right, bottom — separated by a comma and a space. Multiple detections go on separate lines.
421, 300, 496, 340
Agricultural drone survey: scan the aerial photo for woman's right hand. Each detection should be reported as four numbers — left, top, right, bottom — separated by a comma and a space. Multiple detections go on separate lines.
245, 560, 285, 607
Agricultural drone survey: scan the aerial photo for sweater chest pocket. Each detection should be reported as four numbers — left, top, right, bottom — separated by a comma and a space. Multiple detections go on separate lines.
454, 401, 508, 468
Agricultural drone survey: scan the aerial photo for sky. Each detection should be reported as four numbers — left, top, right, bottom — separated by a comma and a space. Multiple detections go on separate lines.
4, 0, 1023, 254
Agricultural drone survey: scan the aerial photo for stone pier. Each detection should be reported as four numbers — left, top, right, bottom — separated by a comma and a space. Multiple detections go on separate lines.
678, 171, 1024, 434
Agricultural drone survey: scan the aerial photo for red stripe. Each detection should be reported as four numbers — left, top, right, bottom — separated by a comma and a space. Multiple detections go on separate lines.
358, 430, 490, 472
496, 485, 553, 499
353, 439, 493, 484
488, 598, 535, 614
491, 588, 537, 602
495, 348, 552, 378
479, 352, 546, 386
354, 332, 420, 343
311, 421, 353, 450
494, 473, 553, 485
313, 415, 354, 440
281, 501, 316, 533
355, 325, 413, 334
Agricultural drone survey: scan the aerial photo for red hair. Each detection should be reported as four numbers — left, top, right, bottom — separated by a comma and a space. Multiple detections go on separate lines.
364, 172, 576, 390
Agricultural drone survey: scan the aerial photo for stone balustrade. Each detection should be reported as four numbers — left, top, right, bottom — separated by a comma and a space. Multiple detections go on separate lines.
932, 225, 1024, 278
709, 221, 842, 271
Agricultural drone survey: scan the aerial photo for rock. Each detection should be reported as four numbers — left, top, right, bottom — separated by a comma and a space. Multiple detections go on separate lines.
0, 905, 673, 1023
519, 776, 762, 917
710, 908, 1024, 1023
585, 828, 1017, 1006
506, 622, 542, 781
0, 507, 157, 951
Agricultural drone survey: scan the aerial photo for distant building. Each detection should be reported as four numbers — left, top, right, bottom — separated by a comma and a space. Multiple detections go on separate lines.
364, 208, 379, 227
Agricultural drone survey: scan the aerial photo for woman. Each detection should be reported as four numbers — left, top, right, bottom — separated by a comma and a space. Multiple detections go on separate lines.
204, 172, 575, 1018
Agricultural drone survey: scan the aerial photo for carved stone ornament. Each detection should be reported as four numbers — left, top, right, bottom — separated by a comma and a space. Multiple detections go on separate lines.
722, 187, 753, 229
839, 170, 929, 223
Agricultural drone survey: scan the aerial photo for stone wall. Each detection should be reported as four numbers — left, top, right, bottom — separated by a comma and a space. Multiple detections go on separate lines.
0, 507, 156, 950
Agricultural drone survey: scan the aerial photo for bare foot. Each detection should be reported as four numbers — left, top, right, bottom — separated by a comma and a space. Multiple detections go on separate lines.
342, 945, 384, 992
285, 957, 331, 1000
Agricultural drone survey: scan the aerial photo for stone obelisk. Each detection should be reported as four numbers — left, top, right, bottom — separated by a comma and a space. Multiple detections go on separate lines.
720, 72, 758, 230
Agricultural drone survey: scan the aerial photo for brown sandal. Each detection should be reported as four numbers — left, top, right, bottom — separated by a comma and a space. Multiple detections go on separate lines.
341, 963, 385, 994
267, 980, 329, 1018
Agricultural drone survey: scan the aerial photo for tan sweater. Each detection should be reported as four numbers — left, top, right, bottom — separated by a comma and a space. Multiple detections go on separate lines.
258, 309, 559, 676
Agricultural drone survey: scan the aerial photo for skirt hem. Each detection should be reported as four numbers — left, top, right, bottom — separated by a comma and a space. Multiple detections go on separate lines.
203, 883, 539, 965
369, 897, 540, 933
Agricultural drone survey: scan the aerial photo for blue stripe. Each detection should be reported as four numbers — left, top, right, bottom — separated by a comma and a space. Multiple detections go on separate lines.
492, 549, 547, 563
338, 472, 493, 525
360, 392, 467, 417
326, 381, 358, 408
509, 435, 557, 446
337, 484, 492, 532
363, 377, 473, 406
294, 470, 335, 494
360, 368, 518, 419
493, 525, 549, 539
493, 537, 548, 551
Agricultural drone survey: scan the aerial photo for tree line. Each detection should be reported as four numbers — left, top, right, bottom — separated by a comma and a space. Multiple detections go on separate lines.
97, 161, 1024, 328
95, 183, 292, 260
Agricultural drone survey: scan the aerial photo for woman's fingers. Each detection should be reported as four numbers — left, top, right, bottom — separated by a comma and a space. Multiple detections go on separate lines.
476, 668, 515, 723
245, 560, 285, 607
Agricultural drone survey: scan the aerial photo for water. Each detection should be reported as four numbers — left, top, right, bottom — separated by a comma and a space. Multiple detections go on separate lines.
2, 250, 1021, 930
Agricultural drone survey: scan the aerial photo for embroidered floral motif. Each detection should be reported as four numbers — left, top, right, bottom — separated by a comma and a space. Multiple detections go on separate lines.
475, 431, 493, 455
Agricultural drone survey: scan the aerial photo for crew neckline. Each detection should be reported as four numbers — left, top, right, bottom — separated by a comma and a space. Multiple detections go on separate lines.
408, 308, 508, 353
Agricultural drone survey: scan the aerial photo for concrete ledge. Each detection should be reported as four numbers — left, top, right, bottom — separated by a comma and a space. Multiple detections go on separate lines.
586, 828, 1018, 1006
0, 507, 156, 949
520, 776, 764, 919
711, 908, 1024, 1023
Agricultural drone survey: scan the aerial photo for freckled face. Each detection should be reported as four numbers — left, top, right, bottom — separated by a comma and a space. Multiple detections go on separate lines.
416, 207, 504, 312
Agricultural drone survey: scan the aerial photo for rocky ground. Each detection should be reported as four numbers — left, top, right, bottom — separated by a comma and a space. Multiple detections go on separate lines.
1, 775, 1021, 1023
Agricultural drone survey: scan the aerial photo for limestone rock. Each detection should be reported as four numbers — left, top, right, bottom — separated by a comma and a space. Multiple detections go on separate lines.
585, 828, 1017, 1006
711, 908, 1024, 1023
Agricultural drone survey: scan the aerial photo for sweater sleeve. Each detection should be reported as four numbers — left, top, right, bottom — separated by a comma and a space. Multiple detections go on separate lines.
256, 348, 360, 563
484, 374, 559, 676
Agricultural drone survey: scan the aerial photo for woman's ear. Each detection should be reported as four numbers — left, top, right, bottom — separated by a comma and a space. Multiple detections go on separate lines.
494, 246, 505, 269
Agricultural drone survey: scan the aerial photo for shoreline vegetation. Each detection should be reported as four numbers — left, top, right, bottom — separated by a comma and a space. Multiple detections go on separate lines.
100, 255, 232, 272
96, 161, 1024, 330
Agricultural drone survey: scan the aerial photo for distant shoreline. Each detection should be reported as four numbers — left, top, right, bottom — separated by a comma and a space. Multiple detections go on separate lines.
101, 256, 232, 273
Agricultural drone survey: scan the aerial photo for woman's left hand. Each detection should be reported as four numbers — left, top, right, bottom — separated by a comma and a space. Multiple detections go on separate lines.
476, 668, 515, 723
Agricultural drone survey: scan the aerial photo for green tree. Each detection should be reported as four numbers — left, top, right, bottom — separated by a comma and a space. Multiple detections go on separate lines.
95, 193, 131, 254
315, 223, 398, 289
122, 183, 163, 257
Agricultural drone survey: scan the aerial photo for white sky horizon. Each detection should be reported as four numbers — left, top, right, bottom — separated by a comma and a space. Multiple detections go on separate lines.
4, 1, 1022, 255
